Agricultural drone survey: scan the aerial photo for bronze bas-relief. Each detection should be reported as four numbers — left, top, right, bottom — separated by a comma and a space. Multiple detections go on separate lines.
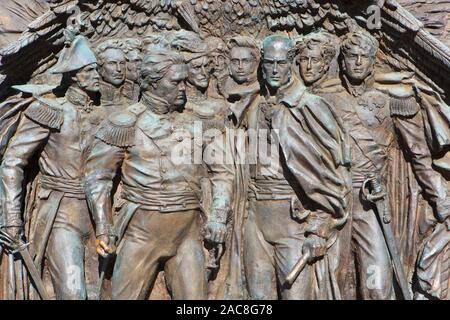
0, 0, 449, 300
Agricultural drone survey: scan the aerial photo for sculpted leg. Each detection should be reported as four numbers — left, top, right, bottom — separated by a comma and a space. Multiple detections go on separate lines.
46, 198, 93, 300
243, 200, 277, 300
111, 210, 161, 300
164, 213, 207, 300
352, 189, 394, 300
255, 199, 311, 300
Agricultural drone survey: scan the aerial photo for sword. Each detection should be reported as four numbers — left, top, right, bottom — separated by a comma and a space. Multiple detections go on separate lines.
96, 253, 114, 300
362, 173, 412, 300
284, 252, 310, 287
284, 235, 336, 287
0, 229, 50, 300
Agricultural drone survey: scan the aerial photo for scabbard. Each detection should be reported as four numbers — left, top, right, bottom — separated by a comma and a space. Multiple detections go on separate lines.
373, 200, 412, 300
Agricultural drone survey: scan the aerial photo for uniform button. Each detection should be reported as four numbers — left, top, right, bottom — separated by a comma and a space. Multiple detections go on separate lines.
177, 136, 184, 142
161, 168, 167, 173
161, 151, 167, 156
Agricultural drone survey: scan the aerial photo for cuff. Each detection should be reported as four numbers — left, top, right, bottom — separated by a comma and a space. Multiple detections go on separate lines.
209, 208, 230, 225
95, 223, 115, 238
4, 211, 23, 228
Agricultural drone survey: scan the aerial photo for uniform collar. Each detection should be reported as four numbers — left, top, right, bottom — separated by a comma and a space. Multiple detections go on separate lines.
100, 79, 140, 103
141, 92, 171, 116
66, 85, 94, 113
276, 77, 307, 108
343, 72, 375, 97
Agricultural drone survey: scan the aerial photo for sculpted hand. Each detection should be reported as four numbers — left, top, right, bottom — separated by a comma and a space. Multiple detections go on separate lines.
0, 226, 24, 253
204, 221, 227, 244
96, 234, 116, 258
6, 226, 23, 241
302, 235, 327, 262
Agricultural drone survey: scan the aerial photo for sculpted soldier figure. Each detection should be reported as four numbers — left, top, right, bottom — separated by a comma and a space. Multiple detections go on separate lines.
122, 38, 142, 102
169, 32, 229, 132
84, 46, 234, 300
96, 39, 139, 108
0, 36, 102, 299
242, 35, 350, 300
325, 31, 450, 299
223, 36, 261, 125
219, 35, 262, 299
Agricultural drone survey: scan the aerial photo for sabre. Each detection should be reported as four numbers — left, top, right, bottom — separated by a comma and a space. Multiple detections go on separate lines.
284, 252, 310, 287
362, 173, 412, 300
0, 229, 50, 300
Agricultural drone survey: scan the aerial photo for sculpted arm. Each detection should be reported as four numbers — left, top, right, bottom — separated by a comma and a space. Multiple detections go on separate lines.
203, 130, 235, 243
84, 137, 125, 239
392, 100, 450, 223
1, 104, 53, 233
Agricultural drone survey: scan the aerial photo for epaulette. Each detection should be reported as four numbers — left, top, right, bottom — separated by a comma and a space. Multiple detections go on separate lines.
24, 96, 64, 130
375, 83, 419, 117
95, 103, 145, 148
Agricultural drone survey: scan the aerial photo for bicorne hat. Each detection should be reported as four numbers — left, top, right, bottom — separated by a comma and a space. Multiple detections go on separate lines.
49, 36, 97, 74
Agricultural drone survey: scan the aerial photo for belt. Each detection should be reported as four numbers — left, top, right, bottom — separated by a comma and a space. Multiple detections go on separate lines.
248, 178, 295, 201
122, 185, 200, 213
39, 174, 85, 198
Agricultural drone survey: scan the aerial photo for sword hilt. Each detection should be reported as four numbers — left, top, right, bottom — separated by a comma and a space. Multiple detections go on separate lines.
362, 174, 391, 223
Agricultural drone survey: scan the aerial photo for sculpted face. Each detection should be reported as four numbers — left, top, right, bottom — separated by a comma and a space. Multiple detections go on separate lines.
153, 64, 188, 108
229, 46, 257, 84
342, 46, 375, 82
299, 46, 328, 85
187, 56, 211, 90
75, 63, 100, 93
126, 50, 142, 82
262, 41, 292, 90
100, 48, 127, 87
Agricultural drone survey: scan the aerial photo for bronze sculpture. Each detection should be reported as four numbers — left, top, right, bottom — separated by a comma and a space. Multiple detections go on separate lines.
84, 47, 234, 300
0, 35, 101, 299
0, 0, 449, 300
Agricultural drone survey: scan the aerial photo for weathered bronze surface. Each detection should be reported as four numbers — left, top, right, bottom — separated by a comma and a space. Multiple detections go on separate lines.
0, 0, 449, 300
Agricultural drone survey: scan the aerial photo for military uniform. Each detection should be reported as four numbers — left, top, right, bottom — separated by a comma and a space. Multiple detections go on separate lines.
0, 86, 103, 299
241, 77, 347, 299
323, 75, 450, 299
84, 92, 234, 300
99, 79, 140, 108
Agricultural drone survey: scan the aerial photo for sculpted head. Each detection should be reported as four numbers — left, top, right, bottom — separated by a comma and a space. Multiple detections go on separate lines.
340, 31, 379, 83
140, 46, 188, 108
51, 36, 100, 93
261, 35, 296, 91
71, 63, 101, 93
123, 38, 143, 82
227, 36, 260, 85
96, 40, 127, 87
205, 37, 228, 81
297, 31, 337, 85
168, 31, 212, 91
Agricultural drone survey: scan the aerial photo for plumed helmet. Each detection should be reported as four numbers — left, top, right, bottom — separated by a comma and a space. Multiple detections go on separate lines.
50, 35, 97, 74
